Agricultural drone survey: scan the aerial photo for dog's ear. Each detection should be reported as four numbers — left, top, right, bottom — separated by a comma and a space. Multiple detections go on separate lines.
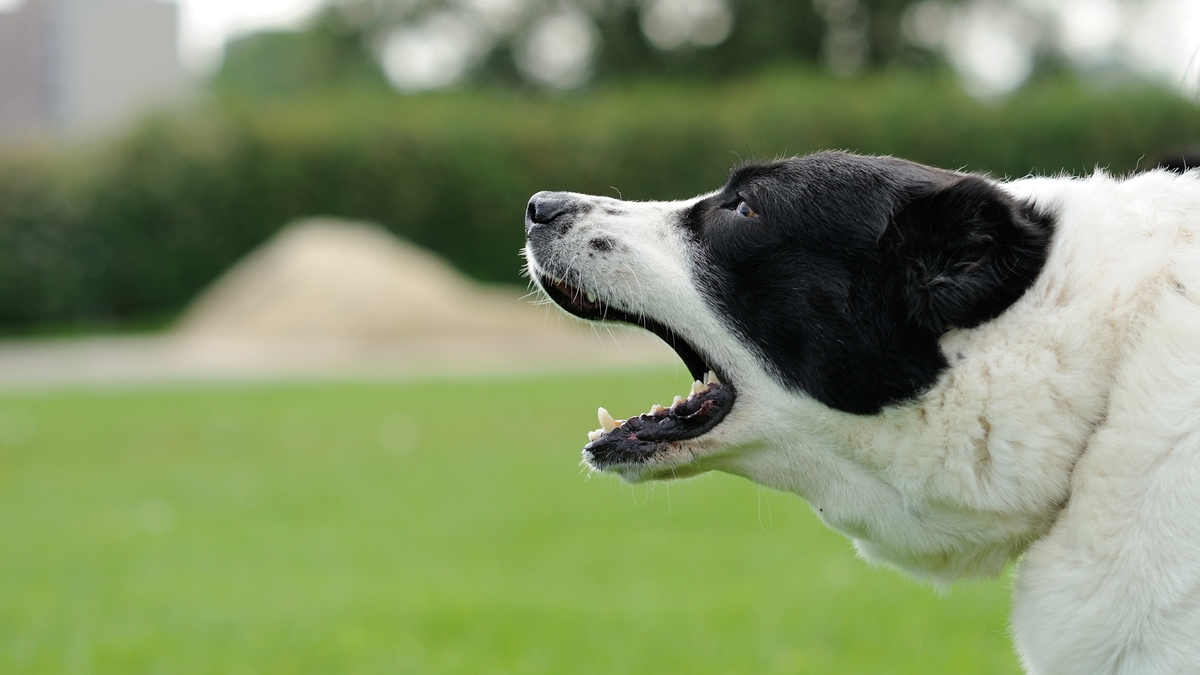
881, 175, 1053, 335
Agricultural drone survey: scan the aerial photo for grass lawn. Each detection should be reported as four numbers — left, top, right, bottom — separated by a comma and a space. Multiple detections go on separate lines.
0, 371, 1022, 674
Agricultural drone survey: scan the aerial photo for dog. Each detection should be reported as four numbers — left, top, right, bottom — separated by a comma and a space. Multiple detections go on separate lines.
522, 151, 1200, 674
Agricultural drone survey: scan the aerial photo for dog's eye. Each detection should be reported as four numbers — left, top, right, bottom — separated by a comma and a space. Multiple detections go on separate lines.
735, 200, 758, 218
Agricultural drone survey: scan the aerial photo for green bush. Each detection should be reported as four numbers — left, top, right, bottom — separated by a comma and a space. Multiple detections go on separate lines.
0, 70, 1197, 333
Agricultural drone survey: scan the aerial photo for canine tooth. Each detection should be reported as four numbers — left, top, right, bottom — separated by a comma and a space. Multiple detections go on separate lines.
650, 404, 666, 414
598, 407, 618, 432
586, 292, 596, 303
705, 370, 720, 385
672, 396, 685, 409
691, 380, 707, 397
588, 430, 603, 442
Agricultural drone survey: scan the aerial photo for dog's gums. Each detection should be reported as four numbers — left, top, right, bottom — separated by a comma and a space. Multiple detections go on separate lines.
584, 371, 734, 466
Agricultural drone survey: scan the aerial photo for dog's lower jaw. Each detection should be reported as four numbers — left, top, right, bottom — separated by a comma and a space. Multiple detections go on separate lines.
584, 442, 719, 483
590, 459, 708, 484
584, 418, 772, 483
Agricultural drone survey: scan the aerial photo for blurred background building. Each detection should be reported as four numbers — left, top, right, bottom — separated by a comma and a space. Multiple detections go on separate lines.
0, 0, 185, 139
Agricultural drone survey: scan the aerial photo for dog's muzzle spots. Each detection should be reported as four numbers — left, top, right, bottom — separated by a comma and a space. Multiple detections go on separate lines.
589, 237, 615, 252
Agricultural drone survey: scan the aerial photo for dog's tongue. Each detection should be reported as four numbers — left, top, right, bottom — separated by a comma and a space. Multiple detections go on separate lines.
584, 373, 734, 464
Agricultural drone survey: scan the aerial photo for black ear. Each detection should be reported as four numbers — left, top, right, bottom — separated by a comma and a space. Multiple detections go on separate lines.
881, 176, 1054, 335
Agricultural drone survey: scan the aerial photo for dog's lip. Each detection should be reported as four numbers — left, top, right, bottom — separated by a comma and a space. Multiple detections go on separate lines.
536, 272, 737, 470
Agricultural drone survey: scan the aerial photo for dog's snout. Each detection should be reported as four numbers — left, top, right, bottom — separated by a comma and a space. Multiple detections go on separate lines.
526, 191, 575, 234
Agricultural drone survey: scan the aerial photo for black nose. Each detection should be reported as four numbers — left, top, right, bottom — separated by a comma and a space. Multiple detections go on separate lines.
525, 191, 573, 234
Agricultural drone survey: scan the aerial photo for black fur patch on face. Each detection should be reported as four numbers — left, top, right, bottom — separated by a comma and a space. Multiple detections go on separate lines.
687, 152, 1055, 415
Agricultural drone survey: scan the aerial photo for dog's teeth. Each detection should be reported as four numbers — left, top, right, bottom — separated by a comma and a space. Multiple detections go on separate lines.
586, 292, 596, 303
650, 404, 666, 414
691, 380, 707, 397
588, 429, 603, 442
705, 370, 720, 385
598, 407, 619, 432
672, 395, 685, 409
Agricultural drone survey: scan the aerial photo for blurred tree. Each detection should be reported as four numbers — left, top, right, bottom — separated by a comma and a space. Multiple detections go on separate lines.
213, 7, 389, 98
589, 0, 942, 79
588, 0, 827, 80
214, 0, 1184, 99
263, 0, 945, 93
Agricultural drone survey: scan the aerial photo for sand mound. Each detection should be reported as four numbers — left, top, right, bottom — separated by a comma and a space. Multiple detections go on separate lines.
176, 218, 557, 340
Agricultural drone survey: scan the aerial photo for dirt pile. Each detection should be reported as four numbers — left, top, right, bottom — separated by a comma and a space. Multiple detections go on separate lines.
176, 218, 557, 340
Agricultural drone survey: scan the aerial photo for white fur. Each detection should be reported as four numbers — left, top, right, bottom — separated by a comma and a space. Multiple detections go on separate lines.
525, 169, 1200, 674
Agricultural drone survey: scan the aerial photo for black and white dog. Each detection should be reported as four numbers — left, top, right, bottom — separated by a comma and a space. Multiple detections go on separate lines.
523, 151, 1200, 674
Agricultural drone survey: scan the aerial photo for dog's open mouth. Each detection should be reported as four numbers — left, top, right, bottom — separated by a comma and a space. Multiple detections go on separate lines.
538, 273, 736, 468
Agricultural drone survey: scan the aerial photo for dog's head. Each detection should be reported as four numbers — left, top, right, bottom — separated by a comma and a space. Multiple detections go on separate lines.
524, 151, 1052, 481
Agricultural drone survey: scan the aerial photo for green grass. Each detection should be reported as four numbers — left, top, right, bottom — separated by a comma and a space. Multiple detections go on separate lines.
0, 372, 1021, 674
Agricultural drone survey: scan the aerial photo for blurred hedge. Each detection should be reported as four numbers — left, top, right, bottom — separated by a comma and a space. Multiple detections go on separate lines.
1, 70, 1198, 333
